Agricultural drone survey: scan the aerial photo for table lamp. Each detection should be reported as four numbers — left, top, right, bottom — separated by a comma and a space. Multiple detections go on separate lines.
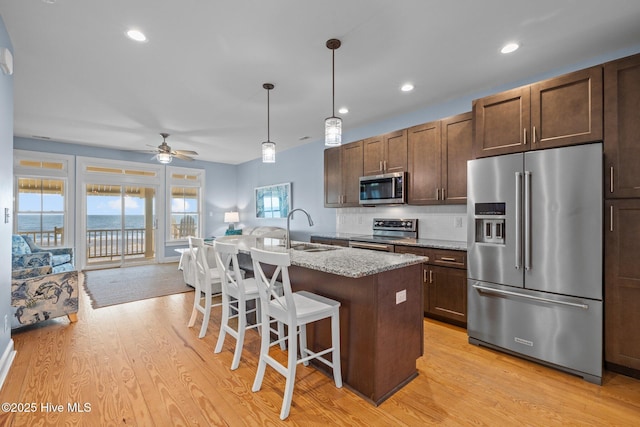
224, 211, 240, 231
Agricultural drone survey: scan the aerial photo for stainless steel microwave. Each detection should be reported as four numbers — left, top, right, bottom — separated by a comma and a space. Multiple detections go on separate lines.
359, 172, 406, 205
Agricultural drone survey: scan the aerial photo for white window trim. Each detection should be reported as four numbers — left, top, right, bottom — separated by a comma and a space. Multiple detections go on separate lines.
13, 150, 75, 246
166, 165, 205, 246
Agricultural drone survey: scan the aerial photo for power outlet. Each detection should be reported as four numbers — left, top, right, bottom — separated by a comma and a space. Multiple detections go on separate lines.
454, 216, 463, 228
396, 289, 407, 304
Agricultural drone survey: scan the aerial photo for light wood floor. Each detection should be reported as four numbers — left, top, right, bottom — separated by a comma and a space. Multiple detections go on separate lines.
1, 273, 640, 426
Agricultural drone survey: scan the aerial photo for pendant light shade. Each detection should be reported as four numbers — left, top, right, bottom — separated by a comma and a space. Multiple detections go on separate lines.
262, 83, 276, 163
325, 38, 342, 147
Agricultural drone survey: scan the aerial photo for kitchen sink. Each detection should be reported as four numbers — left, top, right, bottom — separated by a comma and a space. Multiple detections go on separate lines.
291, 244, 339, 253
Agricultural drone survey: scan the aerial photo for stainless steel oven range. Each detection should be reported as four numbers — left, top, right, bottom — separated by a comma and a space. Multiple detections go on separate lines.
348, 218, 418, 252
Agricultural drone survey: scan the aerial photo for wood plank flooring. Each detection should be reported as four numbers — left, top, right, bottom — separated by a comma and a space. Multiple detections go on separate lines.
1, 271, 639, 426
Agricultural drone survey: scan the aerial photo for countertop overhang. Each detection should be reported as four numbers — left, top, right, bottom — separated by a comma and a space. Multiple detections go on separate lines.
215, 236, 427, 278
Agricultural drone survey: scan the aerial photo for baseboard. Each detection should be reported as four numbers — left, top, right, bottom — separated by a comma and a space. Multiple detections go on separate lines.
0, 339, 16, 391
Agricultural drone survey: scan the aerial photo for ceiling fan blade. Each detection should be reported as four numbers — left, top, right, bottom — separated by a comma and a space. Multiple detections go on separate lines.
173, 149, 198, 156
173, 153, 195, 161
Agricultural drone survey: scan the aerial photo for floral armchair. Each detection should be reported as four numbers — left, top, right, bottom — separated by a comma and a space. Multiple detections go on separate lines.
12, 234, 75, 280
10, 235, 78, 329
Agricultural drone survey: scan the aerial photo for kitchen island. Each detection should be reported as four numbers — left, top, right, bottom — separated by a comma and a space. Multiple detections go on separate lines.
216, 236, 427, 405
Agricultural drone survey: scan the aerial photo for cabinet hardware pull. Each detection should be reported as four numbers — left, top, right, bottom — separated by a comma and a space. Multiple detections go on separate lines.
523, 128, 527, 145
379, 161, 383, 172
423, 269, 427, 283
533, 126, 537, 144
436, 188, 440, 200
429, 270, 433, 284
384, 160, 387, 171
610, 205, 614, 232
440, 257, 456, 262
610, 166, 614, 193
442, 188, 446, 200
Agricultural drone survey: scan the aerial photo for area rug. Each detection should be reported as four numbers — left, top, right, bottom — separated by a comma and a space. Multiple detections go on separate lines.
84, 263, 192, 308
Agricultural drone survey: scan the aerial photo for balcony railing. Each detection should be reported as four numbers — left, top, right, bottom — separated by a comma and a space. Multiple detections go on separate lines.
20, 228, 151, 260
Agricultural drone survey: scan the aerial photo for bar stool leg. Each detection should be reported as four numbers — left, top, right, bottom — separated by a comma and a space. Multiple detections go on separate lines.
331, 312, 343, 388
280, 326, 298, 420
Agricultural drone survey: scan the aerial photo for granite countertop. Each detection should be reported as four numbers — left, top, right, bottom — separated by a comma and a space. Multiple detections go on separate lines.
216, 235, 427, 279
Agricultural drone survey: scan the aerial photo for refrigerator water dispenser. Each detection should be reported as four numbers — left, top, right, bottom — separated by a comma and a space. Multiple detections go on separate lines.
474, 202, 506, 245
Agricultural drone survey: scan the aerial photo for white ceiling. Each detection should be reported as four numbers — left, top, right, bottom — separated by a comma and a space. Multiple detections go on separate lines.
2, 0, 640, 165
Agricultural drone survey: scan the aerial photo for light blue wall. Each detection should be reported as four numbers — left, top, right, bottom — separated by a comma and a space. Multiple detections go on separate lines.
0, 14, 15, 385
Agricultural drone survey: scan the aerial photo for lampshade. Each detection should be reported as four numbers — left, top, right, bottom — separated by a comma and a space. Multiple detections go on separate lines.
262, 141, 276, 163
157, 152, 172, 164
325, 116, 342, 146
224, 211, 239, 223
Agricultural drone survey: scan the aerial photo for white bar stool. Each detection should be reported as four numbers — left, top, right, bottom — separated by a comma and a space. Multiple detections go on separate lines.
212, 240, 261, 370
250, 247, 342, 420
187, 236, 223, 338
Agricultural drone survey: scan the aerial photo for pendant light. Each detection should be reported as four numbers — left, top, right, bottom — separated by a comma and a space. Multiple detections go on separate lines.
262, 83, 276, 163
325, 38, 342, 146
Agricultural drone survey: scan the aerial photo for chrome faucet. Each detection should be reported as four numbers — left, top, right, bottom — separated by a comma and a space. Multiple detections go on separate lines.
286, 208, 314, 249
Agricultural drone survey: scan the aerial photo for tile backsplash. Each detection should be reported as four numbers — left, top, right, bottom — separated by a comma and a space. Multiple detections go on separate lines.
335, 204, 467, 242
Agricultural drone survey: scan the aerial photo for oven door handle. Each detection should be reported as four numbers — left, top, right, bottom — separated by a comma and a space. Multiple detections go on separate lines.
349, 241, 394, 252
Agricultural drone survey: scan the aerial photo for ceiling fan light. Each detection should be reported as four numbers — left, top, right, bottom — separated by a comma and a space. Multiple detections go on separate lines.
157, 152, 172, 164
325, 116, 342, 146
262, 141, 276, 163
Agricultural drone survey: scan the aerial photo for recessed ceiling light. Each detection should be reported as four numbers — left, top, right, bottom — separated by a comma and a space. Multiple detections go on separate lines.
338, 107, 349, 114
126, 29, 147, 42
401, 83, 414, 92
501, 42, 519, 54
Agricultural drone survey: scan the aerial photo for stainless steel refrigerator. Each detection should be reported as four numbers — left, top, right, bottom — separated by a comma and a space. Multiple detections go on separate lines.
467, 142, 603, 384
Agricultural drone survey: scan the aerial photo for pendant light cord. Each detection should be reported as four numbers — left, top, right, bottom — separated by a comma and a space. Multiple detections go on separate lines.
267, 88, 270, 141
332, 47, 335, 117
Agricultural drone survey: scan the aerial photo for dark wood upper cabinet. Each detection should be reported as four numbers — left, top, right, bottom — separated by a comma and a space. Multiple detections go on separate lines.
604, 53, 640, 199
442, 112, 473, 204
473, 86, 530, 158
605, 199, 640, 377
324, 141, 363, 208
408, 113, 472, 205
473, 66, 603, 158
408, 120, 441, 204
363, 130, 407, 176
531, 65, 603, 150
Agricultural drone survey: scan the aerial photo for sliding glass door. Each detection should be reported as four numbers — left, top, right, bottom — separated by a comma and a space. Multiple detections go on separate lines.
85, 184, 157, 268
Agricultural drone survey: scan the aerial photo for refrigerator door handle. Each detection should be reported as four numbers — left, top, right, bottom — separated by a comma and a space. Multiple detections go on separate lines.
524, 171, 532, 271
472, 284, 589, 309
515, 172, 523, 269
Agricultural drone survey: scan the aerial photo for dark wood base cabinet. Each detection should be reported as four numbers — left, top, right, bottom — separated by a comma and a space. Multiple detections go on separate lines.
605, 199, 640, 378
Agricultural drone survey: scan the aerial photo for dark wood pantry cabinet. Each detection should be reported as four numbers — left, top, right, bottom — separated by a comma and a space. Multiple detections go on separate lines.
473, 66, 603, 158
604, 53, 640, 199
605, 199, 640, 377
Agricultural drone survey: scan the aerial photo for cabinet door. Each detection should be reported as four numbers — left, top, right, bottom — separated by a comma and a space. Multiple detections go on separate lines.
604, 53, 640, 199
341, 141, 363, 206
473, 86, 530, 158
427, 266, 467, 325
441, 112, 472, 204
384, 129, 408, 174
605, 199, 640, 373
363, 135, 385, 176
407, 121, 441, 204
324, 146, 342, 207
531, 65, 603, 150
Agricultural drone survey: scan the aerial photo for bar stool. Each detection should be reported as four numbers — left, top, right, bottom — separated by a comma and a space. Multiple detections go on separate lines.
250, 247, 342, 420
187, 236, 223, 338
212, 240, 261, 370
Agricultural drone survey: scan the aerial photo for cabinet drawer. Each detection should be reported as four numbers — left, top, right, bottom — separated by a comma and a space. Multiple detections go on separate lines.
394, 245, 430, 258
431, 249, 466, 269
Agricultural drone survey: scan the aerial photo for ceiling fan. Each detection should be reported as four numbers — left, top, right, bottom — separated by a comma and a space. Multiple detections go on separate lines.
148, 133, 199, 164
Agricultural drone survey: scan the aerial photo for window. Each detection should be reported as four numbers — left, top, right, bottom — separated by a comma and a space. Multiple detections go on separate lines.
14, 151, 74, 247
167, 168, 204, 242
